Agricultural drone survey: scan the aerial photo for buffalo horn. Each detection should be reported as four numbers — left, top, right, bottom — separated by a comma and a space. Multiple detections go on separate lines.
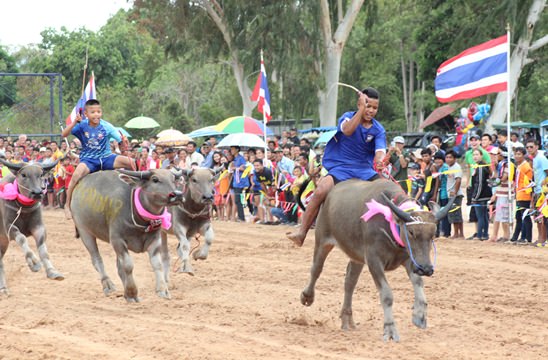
41, 159, 59, 173
0, 158, 25, 172
117, 169, 152, 180
435, 196, 456, 222
380, 193, 413, 222
212, 166, 224, 175
170, 167, 183, 178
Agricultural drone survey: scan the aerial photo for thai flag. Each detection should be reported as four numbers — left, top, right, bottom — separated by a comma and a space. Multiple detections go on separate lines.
435, 35, 508, 103
250, 57, 272, 122
65, 73, 96, 125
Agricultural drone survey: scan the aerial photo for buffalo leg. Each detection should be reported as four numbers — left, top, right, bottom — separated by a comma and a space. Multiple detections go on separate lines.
30, 227, 64, 280
193, 224, 213, 261
340, 261, 364, 331
404, 261, 428, 329
367, 260, 400, 342
301, 241, 334, 306
160, 232, 171, 285
0, 237, 8, 296
147, 237, 170, 300
79, 231, 116, 295
10, 229, 41, 273
112, 241, 139, 302
174, 224, 193, 275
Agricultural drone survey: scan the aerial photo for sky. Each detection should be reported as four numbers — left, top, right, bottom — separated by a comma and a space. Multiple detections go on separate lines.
0, 0, 131, 48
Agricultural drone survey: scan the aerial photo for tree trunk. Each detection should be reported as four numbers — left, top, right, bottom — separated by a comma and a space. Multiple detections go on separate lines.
318, 0, 365, 127
401, 42, 410, 131
408, 59, 414, 131
230, 54, 254, 116
488, 0, 546, 128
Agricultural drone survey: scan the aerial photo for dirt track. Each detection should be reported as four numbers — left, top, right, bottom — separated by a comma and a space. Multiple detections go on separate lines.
1, 210, 547, 360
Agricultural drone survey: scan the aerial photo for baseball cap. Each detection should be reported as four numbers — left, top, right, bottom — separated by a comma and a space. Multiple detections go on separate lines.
469, 133, 480, 140
274, 147, 283, 153
164, 147, 174, 154
489, 147, 499, 155
409, 162, 420, 170
393, 136, 405, 144
202, 141, 212, 147
39, 147, 47, 152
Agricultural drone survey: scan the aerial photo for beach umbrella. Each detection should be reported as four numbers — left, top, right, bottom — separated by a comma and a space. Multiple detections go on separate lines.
314, 130, 337, 147
124, 116, 160, 129
155, 129, 192, 147
214, 116, 273, 135
216, 133, 267, 148
419, 105, 455, 129
188, 125, 223, 138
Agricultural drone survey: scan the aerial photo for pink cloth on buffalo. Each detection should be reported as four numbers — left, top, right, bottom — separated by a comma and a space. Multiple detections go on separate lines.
134, 187, 172, 230
361, 199, 417, 247
0, 179, 37, 205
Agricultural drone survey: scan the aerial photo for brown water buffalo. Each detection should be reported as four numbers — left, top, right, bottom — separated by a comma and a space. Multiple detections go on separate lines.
0, 160, 63, 296
160, 167, 217, 280
301, 178, 453, 341
71, 169, 183, 302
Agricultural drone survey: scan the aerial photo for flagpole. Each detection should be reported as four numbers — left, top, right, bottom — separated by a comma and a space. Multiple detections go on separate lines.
261, 49, 268, 167
506, 23, 513, 228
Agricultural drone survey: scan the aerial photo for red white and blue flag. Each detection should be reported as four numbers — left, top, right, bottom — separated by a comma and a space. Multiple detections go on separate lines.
65, 73, 96, 125
250, 56, 272, 122
435, 35, 508, 103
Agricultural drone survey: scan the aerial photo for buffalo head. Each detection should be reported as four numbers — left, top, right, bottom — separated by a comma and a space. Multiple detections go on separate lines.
0, 158, 58, 200
182, 167, 217, 205
381, 193, 455, 277
117, 169, 183, 207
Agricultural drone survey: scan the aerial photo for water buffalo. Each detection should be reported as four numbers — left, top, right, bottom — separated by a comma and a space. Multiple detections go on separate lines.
71, 169, 183, 302
300, 178, 453, 341
0, 160, 63, 296
160, 167, 217, 279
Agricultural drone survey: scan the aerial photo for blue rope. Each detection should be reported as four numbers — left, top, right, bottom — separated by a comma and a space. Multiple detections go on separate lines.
403, 223, 437, 272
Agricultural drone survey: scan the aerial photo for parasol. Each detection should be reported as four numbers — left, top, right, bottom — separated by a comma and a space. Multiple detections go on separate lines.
419, 105, 455, 129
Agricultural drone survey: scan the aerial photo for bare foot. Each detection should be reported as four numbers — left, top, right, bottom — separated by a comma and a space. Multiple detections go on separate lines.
64, 206, 72, 220
485, 238, 496, 243
286, 230, 305, 247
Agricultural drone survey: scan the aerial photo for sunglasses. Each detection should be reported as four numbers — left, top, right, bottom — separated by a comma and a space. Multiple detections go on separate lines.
526, 145, 534, 148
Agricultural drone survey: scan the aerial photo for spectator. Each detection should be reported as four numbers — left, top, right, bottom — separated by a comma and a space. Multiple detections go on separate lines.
200, 141, 214, 168
387, 136, 411, 193
470, 148, 492, 241
432, 151, 450, 237
186, 141, 204, 168
526, 139, 548, 246
445, 150, 465, 239
511, 147, 533, 243
488, 147, 512, 242
161, 147, 178, 169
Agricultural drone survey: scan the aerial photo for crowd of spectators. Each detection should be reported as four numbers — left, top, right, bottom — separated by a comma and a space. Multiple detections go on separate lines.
3, 127, 548, 248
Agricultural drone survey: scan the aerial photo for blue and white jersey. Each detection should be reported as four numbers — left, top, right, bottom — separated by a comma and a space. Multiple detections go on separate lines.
71, 119, 121, 160
322, 111, 386, 181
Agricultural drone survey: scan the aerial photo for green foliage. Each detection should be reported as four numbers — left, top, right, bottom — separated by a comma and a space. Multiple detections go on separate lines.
0, 47, 18, 108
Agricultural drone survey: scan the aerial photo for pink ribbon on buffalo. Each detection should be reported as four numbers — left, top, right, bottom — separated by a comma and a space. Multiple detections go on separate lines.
0, 179, 37, 206
133, 187, 172, 230
361, 199, 417, 247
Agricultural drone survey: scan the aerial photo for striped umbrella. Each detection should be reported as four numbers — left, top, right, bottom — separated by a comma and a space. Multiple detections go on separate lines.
214, 116, 273, 136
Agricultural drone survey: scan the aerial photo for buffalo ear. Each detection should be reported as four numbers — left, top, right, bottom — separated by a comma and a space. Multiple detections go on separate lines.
117, 170, 151, 186
118, 174, 139, 187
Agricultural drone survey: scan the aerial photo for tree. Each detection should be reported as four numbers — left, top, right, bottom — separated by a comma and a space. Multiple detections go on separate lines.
489, 0, 547, 126
0, 47, 18, 108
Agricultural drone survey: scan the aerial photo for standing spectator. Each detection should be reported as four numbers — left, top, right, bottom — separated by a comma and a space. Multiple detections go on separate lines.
510, 132, 524, 148
230, 146, 249, 222
149, 149, 162, 169
445, 150, 465, 239
511, 147, 533, 243
526, 139, 548, 246
288, 128, 300, 145
200, 141, 214, 168
488, 147, 512, 242
432, 151, 450, 237
161, 147, 178, 169
430, 135, 446, 157
470, 149, 492, 241
186, 141, 204, 168
387, 136, 411, 193
251, 159, 275, 223
418, 148, 436, 205
138, 146, 152, 171
177, 149, 188, 169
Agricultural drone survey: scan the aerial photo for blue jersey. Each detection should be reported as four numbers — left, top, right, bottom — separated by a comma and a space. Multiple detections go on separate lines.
322, 111, 386, 181
71, 119, 121, 160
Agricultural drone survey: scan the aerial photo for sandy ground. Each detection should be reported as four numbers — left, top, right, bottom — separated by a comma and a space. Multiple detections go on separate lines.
0, 209, 547, 360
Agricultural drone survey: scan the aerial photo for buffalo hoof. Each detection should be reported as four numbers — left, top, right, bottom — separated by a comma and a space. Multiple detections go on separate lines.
177, 263, 194, 276
125, 296, 141, 303
157, 289, 171, 300
193, 249, 208, 261
340, 311, 357, 331
300, 290, 314, 306
383, 323, 400, 342
47, 269, 64, 281
102, 278, 117, 296
27, 257, 42, 272
0, 287, 9, 297
412, 314, 427, 329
